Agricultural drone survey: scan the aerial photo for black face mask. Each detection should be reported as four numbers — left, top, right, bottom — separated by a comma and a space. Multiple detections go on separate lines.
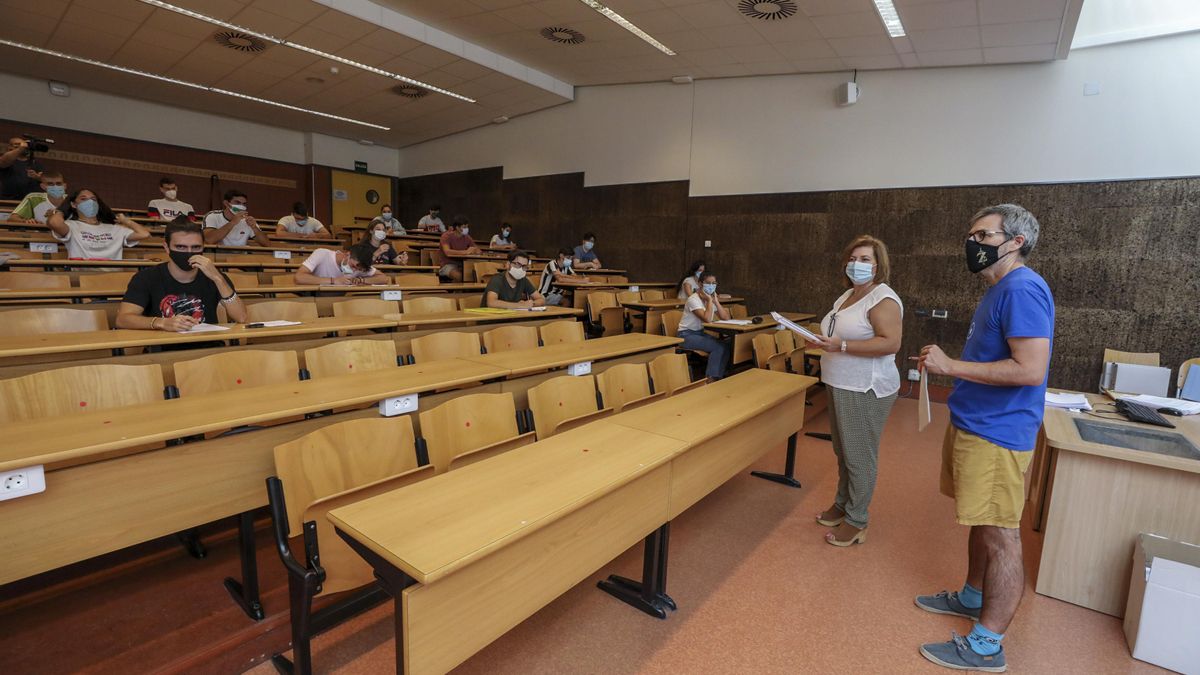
965, 237, 1014, 274
169, 250, 197, 270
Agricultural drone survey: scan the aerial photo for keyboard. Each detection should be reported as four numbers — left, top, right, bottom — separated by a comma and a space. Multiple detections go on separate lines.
1114, 399, 1176, 428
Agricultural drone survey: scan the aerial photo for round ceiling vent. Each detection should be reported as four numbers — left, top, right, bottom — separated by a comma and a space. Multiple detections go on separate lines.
392, 84, 429, 99
212, 30, 269, 52
737, 0, 798, 21
539, 27, 586, 45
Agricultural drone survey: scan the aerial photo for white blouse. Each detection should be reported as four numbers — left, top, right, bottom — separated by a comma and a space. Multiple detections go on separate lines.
818, 284, 903, 396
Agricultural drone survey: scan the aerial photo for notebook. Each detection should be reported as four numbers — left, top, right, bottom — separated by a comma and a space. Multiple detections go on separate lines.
1179, 372, 1200, 403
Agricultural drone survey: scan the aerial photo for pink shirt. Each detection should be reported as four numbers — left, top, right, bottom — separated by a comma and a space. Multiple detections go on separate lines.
299, 248, 376, 280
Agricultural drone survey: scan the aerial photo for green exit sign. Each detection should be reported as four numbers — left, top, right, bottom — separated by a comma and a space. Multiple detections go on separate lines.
354, 160, 368, 173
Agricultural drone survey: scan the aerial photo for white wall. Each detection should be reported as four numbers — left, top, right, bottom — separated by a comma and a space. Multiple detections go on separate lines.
307, 133, 400, 176
398, 32, 1200, 196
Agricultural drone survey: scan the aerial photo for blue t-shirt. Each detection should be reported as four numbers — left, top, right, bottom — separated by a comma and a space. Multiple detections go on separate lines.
948, 266, 1055, 451
573, 244, 597, 263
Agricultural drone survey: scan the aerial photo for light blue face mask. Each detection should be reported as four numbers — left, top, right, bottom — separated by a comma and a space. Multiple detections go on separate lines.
845, 260, 874, 285
296, 218, 308, 228
45, 185, 66, 199
702, 282, 717, 295
694, 270, 703, 279
583, 240, 594, 251
76, 198, 99, 218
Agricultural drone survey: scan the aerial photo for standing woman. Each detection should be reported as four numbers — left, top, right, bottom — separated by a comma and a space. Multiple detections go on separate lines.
676, 260, 706, 299
807, 235, 903, 547
361, 220, 409, 266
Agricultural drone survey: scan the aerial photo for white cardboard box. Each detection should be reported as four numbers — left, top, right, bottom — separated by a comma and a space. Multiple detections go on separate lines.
1123, 533, 1200, 674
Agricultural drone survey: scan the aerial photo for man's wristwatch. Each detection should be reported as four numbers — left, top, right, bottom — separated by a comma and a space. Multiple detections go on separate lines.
840, 340, 848, 352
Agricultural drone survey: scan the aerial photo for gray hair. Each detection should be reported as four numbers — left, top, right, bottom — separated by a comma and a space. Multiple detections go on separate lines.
969, 203, 1039, 257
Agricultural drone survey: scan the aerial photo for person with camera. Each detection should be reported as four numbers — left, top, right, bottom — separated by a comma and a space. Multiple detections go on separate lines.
0, 136, 45, 199
48, 188, 152, 259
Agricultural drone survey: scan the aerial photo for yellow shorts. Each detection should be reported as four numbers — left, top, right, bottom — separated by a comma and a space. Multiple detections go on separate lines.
940, 425, 1033, 529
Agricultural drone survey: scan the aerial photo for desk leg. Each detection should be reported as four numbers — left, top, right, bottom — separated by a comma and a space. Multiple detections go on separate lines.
751, 432, 803, 488
336, 528, 416, 675
223, 511, 265, 620
597, 523, 675, 618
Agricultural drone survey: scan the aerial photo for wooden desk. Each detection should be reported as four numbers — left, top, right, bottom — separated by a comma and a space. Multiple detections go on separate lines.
461, 333, 681, 377
0, 282, 453, 304
623, 297, 746, 335
703, 312, 816, 364
383, 306, 581, 328
1034, 392, 1200, 617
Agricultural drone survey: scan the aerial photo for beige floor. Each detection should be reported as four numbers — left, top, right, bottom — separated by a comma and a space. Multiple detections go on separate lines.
248, 398, 1164, 675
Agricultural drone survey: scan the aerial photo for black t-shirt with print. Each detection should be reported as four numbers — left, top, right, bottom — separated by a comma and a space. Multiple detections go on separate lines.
123, 263, 234, 323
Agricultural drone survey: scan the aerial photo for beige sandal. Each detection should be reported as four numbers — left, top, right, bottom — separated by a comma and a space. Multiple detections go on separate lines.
825, 523, 867, 547
815, 505, 845, 527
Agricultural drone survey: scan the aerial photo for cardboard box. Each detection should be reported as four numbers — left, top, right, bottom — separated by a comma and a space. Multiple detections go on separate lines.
1123, 533, 1200, 674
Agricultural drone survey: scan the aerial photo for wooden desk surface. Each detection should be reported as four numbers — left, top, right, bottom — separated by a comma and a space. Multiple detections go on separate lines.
623, 296, 745, 310
704, 311, 815, 333
1043, 391, 1200, 474
0, 315, 398, 358
382, 306, 582, 326
460, 333, 681, 377
0, 358, 509, 472
328, 421, 682, 584
0, 282, 452, 301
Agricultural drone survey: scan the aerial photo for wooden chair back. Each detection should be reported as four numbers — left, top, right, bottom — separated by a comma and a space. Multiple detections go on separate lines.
596, 362, 663, 413
271, 274, 301, 286
527, 374, 610, 439
729, 303, 748, 319
246, 300, 319, 323
77, 271, 134, 291
1103, 349, 1160, 367
457, 295, 483, 310
649, 352, 695, 396
402, 295, 456, 315
419, 392, 525, 473
0, 271, 70, 289
0, 364, 164, 423
753, 333, 779, 369
0, 307, 107, 337
410, 331, 481, 362
482, 325, 539, 353
616, 290, 640, 305
332, 298, 399, 318
539, 320, 584, 345
587, 291, 617, 323
661, 310, 682, 338
765, 353, 790, 372
304, 339, 397, 379
174, 349, 299, 396
775, 330, 796, 353
640, 289, 665, 300
224, 271, 260, 289
392, 273, 440, 286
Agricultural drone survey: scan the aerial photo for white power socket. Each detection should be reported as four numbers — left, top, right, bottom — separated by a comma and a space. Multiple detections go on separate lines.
629, 285, 639, 292
704, 240, 712, 248
0, 465, 46, 502
567, 361, 592, 376
273, 250, 292, 260
379, 394, 418, 417
907, 369, 921, 382
29, 242, 58, 254
381, 289, 402, 301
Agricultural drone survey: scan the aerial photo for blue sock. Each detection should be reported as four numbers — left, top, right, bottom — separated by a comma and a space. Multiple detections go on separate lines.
966, 622, 1003, 656
959, 582, 983, 609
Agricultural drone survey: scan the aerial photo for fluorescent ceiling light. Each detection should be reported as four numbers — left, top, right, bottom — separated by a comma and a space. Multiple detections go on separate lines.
0, 39, 390, 130
871, 0, 907, 38
577, 0, 676, 56
137, 0, 476, 103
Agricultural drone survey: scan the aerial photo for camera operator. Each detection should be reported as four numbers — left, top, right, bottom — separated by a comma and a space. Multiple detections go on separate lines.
0, 136, 46, 199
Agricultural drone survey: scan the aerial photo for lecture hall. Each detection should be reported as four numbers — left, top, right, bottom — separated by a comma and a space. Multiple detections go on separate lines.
1, 0, 1198, 673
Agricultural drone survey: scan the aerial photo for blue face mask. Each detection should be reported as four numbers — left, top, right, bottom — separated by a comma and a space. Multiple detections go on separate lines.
381, 212, 393, 221
296, 218, 307, 228
76, 198, 99, 218
702, 282, 717, 295
583, 241, 594, 251
845, 261, 874, 285
45, 185, 66, 199
694, 270, 703, 279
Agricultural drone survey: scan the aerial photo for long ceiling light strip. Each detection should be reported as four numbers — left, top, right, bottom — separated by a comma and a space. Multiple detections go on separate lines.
0, 39, 391, 130
576, 0, 676, 56
137, 0, 476, 103
871, 0, 907, 37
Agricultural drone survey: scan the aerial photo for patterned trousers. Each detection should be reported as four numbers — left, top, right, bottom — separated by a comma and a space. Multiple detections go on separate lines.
826, 385, 898, 529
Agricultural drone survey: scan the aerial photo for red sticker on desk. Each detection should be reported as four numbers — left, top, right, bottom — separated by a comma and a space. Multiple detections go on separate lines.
79, 401, 87, 407
236, 378, 243, 384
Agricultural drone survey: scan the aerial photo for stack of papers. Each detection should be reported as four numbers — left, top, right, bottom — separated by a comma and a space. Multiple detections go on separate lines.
713, 319, 752, 325
1045, 392, 1093, 411
1116, 394, 1200, 416
252, 320, 302, 328
770, 311, 821, 342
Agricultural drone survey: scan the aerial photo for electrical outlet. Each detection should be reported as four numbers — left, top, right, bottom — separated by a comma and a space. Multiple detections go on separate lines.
567, 361, 592, 376
273, 250, 292, 260
932, 309, 948, 319
381, 289, 402, 301
29, 242, 58, 254
907, 369, 921, 382
704, 240, 712, 248
628, 285, 639, 292
379, 394, 418, 417
0, 465, 46, 502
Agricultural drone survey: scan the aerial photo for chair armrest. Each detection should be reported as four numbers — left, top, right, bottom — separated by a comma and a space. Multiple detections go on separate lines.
551, 407, 615, 436
618, 390, 667, 412
448, 431, 537, 471
671, 379, 708, 395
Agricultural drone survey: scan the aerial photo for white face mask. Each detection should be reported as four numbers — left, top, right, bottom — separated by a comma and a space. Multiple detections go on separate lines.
163, 189, 177, 200
340, 262, 354, 275
372, 230, 387, 242
509, 267, 527, 280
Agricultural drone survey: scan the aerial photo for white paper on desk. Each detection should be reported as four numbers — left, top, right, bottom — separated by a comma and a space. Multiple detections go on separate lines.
513, 306, 548, 312
770, 311, 821, 342
1045, 392, 1093, 411
1117, 394, 1200, 415
255, 320, 302, 327
918, 369, 932, 431
182, 323, 231, 333
713, 319, 752, 325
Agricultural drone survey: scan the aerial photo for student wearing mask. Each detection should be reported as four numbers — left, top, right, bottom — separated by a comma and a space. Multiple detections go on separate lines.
276, 202, 328, 237
436, 216, 480, 282
117, 217, 246, 331
676, 270, 730, 380
0, 136, 44, 199
293, 245, 387, 285
418, 204, 444, 233
369, 204, 403, 234
147, 176, 194, 222
805, 235, 903, 548
573, 232, 602, 270
361, 221, 409, 266
676, 260, 706, 299
484, 250, 545, 309
48, 188, 152, 259
203, 189, 271, 247
539, 247, 588, 306
490, 223, 516, 250
6, 170, 67, 224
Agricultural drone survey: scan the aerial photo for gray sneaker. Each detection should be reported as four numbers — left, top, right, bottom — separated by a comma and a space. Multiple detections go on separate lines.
915, 590, 981, 620
920, 632, 1006, 672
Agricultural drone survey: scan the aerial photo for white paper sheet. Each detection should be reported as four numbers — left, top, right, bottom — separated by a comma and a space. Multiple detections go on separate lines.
712, 319, 752, 325
918, 368, 932, 431
1045, 391, 1093, 411
770, 311, 821, 342
250, 320, 302, 328
183, 323, 231, 333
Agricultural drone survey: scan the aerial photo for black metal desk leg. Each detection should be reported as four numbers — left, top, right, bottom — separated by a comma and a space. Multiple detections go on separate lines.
597, 523, 675, 618
751, 432, 803, 488
335, 528, 415, 675
224, 511, 265, 620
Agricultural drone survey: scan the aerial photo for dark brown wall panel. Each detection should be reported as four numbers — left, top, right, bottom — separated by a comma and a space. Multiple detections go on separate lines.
395, 166, 503, 231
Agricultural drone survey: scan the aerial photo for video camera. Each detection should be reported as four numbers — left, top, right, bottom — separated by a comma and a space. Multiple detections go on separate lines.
20, 134, 54, 156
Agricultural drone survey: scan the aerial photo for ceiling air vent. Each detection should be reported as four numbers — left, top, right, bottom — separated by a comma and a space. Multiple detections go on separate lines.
213, 30, 269, 52
737, 0, 798, 21
392, 85, 429, 99
539, 27, 586, 45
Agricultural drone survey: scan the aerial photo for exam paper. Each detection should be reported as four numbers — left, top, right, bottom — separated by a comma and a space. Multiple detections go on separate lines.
183, 323, 231, 333
713, 319, 752, 325
770, 311, 821, 343
1045, 391, 1093, 411
254, 320, 302, 327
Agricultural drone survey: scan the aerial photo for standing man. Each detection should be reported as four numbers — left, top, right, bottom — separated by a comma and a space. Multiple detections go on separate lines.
203, 189, 271, 247
418, 204, 444, 233
916, 204, 1054, 673
148, 176, 195, 222
0, 136, 44, 199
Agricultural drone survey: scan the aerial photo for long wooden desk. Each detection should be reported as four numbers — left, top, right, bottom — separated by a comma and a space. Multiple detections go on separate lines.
383, 306, 581, 328
623, 296, 746, 335
1033, 392, 1200, 617
704, 311, 816, 364
0, 257, 436, 273
461, 333, 680, 377
0, 281, 463, 303
328, 369, 815, 674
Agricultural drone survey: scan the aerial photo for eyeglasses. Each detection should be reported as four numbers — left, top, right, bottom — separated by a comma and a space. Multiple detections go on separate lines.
966, 230, 1008, 244
826, 312, 837, 338
510, 261, 528, 270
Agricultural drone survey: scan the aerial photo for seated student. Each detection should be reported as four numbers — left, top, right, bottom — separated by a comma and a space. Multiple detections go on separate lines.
116, 217, 246, 331
677, 260, 706, 299
147, 176, 194, 222
435, 216, 480, 282
275, 202, 328, 237
203, 189, 271, 247
369, 204, 403, 234
572, 232, 602, 270
484, 250, 545, 309
418, 204, 444, 233
48, 188, 152, 259
539, 247, 590, 306
362, 221, 409, 266
677, 270, 731, 380
489, 223, 516, 250
293, 244, 388, 285
6, 170, 67, 224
